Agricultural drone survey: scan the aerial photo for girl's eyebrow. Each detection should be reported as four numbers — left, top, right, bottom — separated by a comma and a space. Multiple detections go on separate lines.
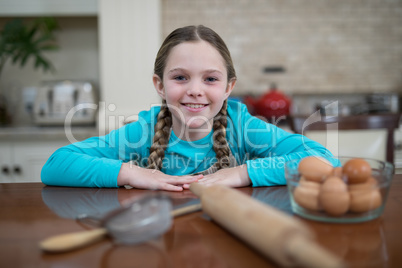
167, 68, 185, 74
167, 68, 223, 75
204, 69, 223, 75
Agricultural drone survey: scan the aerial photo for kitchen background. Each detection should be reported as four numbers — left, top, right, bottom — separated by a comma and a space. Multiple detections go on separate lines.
163, 0, 402, 95
0, 0, 402, 182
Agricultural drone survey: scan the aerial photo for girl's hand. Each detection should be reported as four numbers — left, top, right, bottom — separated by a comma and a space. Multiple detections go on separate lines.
117, 163, 203, 191
191, 164, 251, 188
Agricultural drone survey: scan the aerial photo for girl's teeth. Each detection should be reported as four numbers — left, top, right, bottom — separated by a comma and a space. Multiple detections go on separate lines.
185, 104, 205, 109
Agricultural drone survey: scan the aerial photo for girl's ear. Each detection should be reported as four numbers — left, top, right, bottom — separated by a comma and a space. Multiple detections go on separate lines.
224, 78, 236, 99
153, 74, 165, 99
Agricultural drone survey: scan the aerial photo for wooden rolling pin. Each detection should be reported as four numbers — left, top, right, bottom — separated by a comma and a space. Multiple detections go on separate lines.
189, 183, 345, 268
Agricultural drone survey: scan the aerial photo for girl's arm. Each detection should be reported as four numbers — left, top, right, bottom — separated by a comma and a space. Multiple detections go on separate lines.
197, 102, 335, 188
42, 122, 202, 189
41, 133, 127, 188
196, 129, 332, 188
244, 123, 336, 187
42, 121, 146, 188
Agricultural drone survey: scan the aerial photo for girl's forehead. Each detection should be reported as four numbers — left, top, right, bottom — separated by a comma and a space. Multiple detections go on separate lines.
164, 40, 226, 73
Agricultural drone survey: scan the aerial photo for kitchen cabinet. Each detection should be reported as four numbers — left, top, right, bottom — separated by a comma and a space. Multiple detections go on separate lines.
0, 140, 68, 183
0, 126, 97, 183
0, 0, 97, 16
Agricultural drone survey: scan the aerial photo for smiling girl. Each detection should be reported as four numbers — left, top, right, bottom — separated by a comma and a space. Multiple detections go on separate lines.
41, 25, 334, 190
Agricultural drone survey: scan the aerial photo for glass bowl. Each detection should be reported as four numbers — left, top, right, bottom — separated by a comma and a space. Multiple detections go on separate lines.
285, 157, 394, 223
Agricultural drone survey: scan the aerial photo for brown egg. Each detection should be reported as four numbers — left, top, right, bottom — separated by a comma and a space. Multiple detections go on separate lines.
319, 176, 350, 216
349, 187, 382, 213
293, 180, 321, 211
343, 158, 372, 184
298, 156, 333, 183
321, 176, 348, 192
348, 177, 377, 192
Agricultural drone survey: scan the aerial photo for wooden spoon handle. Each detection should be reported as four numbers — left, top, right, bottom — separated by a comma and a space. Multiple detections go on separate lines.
39, 228, 108, 253
39, 203, 202, 253
171, 203, 202, 217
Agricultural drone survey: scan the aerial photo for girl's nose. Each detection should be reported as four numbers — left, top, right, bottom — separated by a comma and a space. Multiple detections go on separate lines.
187, 82, 204, 97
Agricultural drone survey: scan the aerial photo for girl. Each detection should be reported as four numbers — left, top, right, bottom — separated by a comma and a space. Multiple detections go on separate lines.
41, 25, 333, 191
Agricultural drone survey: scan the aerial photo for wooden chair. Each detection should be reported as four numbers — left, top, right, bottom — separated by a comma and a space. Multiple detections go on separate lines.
288, 113, 401, 164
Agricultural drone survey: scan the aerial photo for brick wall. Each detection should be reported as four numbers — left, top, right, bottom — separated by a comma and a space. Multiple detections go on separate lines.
161, 0, 402, 96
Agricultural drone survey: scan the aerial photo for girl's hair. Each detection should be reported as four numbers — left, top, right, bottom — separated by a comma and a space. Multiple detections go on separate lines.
147, 25, 236, 171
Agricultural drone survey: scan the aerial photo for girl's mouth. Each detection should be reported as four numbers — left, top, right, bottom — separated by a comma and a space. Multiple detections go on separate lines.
182, 103, 208, 109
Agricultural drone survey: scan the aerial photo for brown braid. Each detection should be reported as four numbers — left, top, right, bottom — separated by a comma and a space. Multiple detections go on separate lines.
147, 100, 172, 170
212, 99, 230, 169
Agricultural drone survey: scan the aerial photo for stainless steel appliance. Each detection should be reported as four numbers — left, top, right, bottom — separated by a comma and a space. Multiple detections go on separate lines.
33, 80, 98, 126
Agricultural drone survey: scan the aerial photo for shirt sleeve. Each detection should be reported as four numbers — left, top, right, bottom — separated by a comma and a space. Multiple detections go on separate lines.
240, 109, 335, 187
41, 117, 151, 188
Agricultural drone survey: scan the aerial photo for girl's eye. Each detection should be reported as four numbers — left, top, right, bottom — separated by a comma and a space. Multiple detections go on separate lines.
205, 77, 217, 83
174, 75, 186, 81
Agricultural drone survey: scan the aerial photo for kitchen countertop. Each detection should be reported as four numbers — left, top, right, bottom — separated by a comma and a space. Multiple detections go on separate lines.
0, 125, 98, 141
0, 122, 292, 142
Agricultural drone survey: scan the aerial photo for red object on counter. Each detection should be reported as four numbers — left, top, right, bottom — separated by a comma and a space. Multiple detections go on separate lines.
245, 84, 292, 121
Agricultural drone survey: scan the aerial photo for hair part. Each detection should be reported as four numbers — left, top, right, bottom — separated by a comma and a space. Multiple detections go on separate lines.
148, 25, 236, 171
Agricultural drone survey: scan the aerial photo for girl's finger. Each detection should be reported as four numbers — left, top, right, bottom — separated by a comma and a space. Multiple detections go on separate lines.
170, 179, 198, 186
169, 174, 203, 184
161, 183, 184, 191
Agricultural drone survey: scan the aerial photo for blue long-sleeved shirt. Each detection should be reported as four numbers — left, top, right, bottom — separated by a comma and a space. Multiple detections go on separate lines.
41, 100, 334, 188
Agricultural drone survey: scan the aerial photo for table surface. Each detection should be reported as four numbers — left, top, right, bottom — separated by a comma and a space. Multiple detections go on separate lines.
1, 176, 402, 268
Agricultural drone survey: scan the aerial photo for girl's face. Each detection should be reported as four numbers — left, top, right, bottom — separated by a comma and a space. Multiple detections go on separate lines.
153, 40, 236, 141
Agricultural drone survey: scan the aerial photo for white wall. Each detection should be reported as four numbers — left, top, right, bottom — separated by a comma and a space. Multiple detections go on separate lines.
98, 0, 161, 133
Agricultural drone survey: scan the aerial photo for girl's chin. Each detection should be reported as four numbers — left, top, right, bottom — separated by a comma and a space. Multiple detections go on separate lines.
186, 120, 212, 132
186, 122, 211, 130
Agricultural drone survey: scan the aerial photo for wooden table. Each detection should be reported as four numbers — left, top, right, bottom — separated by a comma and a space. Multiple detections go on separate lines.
1, 176, 402, 268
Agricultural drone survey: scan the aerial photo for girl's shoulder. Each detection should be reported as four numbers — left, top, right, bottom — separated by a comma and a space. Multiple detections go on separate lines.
119, 105, 161, 141
226, 99, 275, 130
124, 105, 161, 127
227, 99, 249, 118
138, 105, 162, 123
